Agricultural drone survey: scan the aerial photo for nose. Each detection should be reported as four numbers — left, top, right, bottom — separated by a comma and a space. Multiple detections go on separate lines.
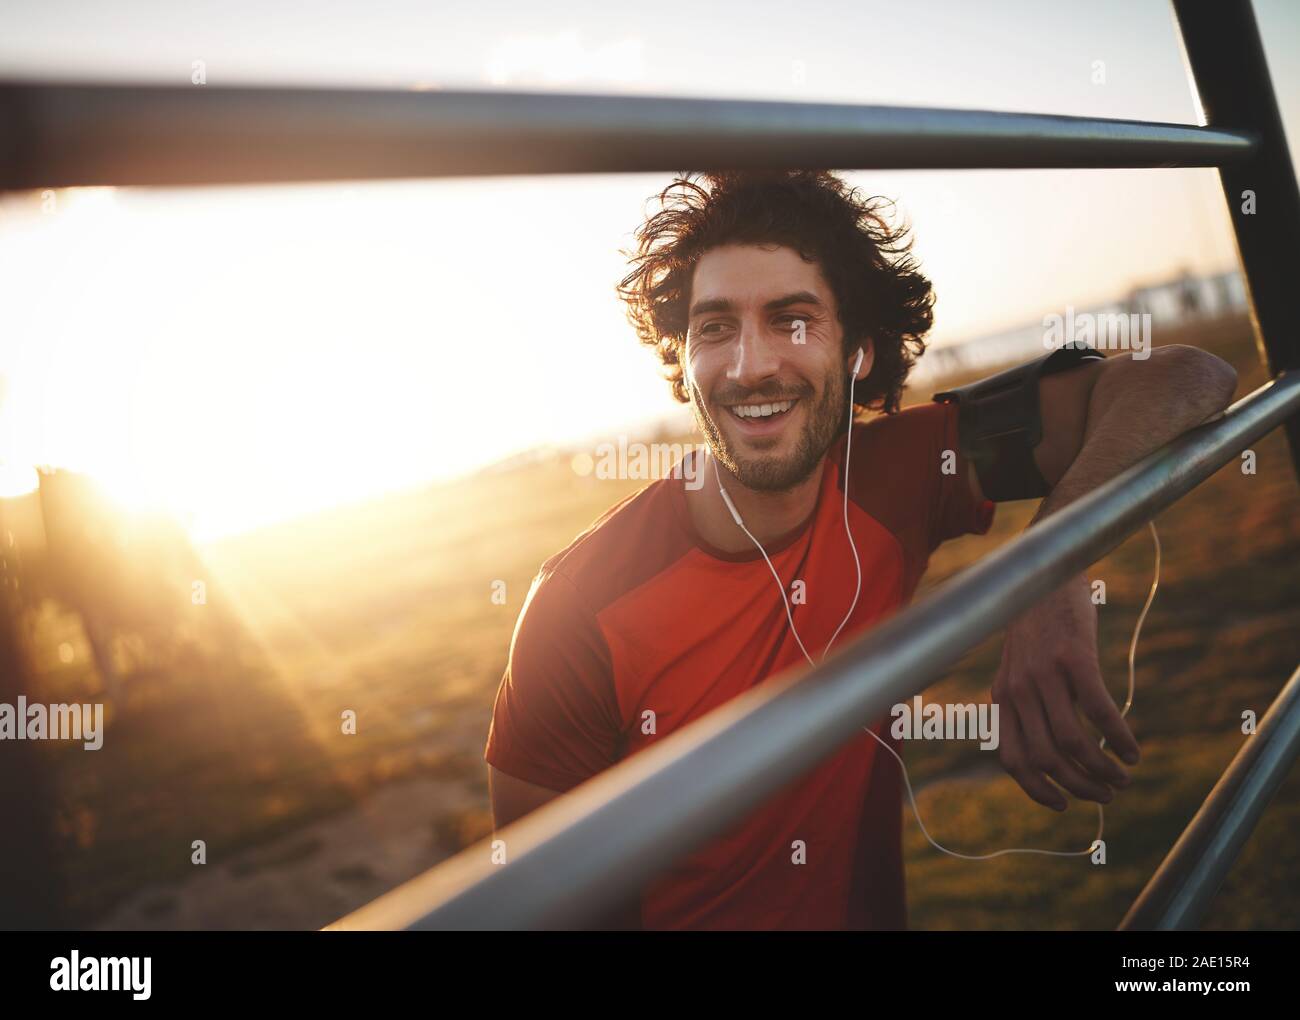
727, 319, 782, 392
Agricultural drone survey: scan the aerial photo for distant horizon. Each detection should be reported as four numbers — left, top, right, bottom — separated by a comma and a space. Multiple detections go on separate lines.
1, 262, 1249, 545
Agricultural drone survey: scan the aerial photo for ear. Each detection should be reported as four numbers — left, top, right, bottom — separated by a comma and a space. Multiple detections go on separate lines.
848, 338, 875, 382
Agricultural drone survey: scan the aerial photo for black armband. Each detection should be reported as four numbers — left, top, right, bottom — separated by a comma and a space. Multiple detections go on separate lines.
931, 342, 1105, 502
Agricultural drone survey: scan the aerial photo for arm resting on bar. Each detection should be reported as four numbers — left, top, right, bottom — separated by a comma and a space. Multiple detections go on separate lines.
991, 343, 1238, 812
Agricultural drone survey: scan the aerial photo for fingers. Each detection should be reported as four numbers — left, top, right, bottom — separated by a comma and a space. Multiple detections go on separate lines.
1040, 665, 1131, 789
997, 703, 1069, 812
992, 601, 1142, 810
1009, 672, 1115, 803
1072, 667, 1141, 766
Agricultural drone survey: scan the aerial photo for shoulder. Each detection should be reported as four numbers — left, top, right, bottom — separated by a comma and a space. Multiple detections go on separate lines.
840, 398, 990, 551
851, 399, 956, 449
841, 400, 958, 485
535, 473, 696, 618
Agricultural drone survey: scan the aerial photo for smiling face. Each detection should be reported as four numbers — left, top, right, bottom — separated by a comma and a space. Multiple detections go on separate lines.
683, 243, 864, 492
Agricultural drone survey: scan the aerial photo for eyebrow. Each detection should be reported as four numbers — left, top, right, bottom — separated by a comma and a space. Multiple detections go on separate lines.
688, 290, 825, 318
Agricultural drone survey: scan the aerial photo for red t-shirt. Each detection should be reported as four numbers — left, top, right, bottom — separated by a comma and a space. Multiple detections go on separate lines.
484, 399, 995, 929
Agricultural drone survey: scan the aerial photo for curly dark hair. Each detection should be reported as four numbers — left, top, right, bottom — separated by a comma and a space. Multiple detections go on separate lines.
616, 170, 934, 416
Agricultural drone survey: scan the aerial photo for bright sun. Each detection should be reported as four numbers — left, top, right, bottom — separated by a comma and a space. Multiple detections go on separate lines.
0, 182, 604, 541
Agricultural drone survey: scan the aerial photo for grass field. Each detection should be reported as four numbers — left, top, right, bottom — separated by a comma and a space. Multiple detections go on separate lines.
13, 308, 1300, 930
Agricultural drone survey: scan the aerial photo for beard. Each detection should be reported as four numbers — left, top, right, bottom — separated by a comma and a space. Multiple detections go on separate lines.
690, 369, 847, 493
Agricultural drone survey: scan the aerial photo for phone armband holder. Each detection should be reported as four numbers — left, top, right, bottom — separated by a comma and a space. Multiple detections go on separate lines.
932, 342, 1105, 502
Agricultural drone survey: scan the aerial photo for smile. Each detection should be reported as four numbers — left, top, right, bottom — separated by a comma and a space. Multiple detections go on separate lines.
726, 399, 797, 420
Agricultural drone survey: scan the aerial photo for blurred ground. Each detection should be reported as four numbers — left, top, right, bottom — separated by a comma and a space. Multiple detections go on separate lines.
8, 308, 1298, 930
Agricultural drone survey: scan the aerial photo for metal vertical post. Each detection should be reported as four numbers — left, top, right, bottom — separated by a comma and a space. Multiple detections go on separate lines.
1173, 0, 1300, 481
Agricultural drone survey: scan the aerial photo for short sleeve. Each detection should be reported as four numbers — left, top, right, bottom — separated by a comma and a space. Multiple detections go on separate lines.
484, 567, 624, 793
927, 399, 996, 548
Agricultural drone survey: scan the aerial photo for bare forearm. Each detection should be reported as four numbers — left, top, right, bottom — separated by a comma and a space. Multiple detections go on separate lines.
993, 346, 1235, 805
1032, 345, 1237, 524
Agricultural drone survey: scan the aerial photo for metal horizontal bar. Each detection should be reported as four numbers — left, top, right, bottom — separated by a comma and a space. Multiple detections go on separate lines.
0, 81, 1257, 189
328, 370, 1300, 931
1119, 661, 1300, 930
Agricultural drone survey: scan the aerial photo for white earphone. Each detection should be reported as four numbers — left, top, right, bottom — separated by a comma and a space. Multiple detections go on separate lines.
708, 343, 1158, 861
711, 347, 866, 662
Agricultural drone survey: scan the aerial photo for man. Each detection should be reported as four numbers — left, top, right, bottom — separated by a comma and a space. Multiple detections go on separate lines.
483, 170, 1238, 929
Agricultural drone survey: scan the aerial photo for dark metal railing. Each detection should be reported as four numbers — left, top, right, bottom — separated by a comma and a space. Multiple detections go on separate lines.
1121, 661, 1300, 930
0, 83, 1257, 189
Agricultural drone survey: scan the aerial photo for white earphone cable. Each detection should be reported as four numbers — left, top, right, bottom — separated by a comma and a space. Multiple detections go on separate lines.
713, 365, 1160, 861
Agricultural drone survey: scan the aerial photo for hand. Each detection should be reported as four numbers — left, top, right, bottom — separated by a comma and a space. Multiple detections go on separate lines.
992, 574, 1141, 811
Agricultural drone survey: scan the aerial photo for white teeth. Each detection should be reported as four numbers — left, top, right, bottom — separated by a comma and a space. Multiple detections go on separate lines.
731, 400, 794, 419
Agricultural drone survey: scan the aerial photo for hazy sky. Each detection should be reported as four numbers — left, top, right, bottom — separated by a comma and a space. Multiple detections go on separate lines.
1, 0, 1297, 536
